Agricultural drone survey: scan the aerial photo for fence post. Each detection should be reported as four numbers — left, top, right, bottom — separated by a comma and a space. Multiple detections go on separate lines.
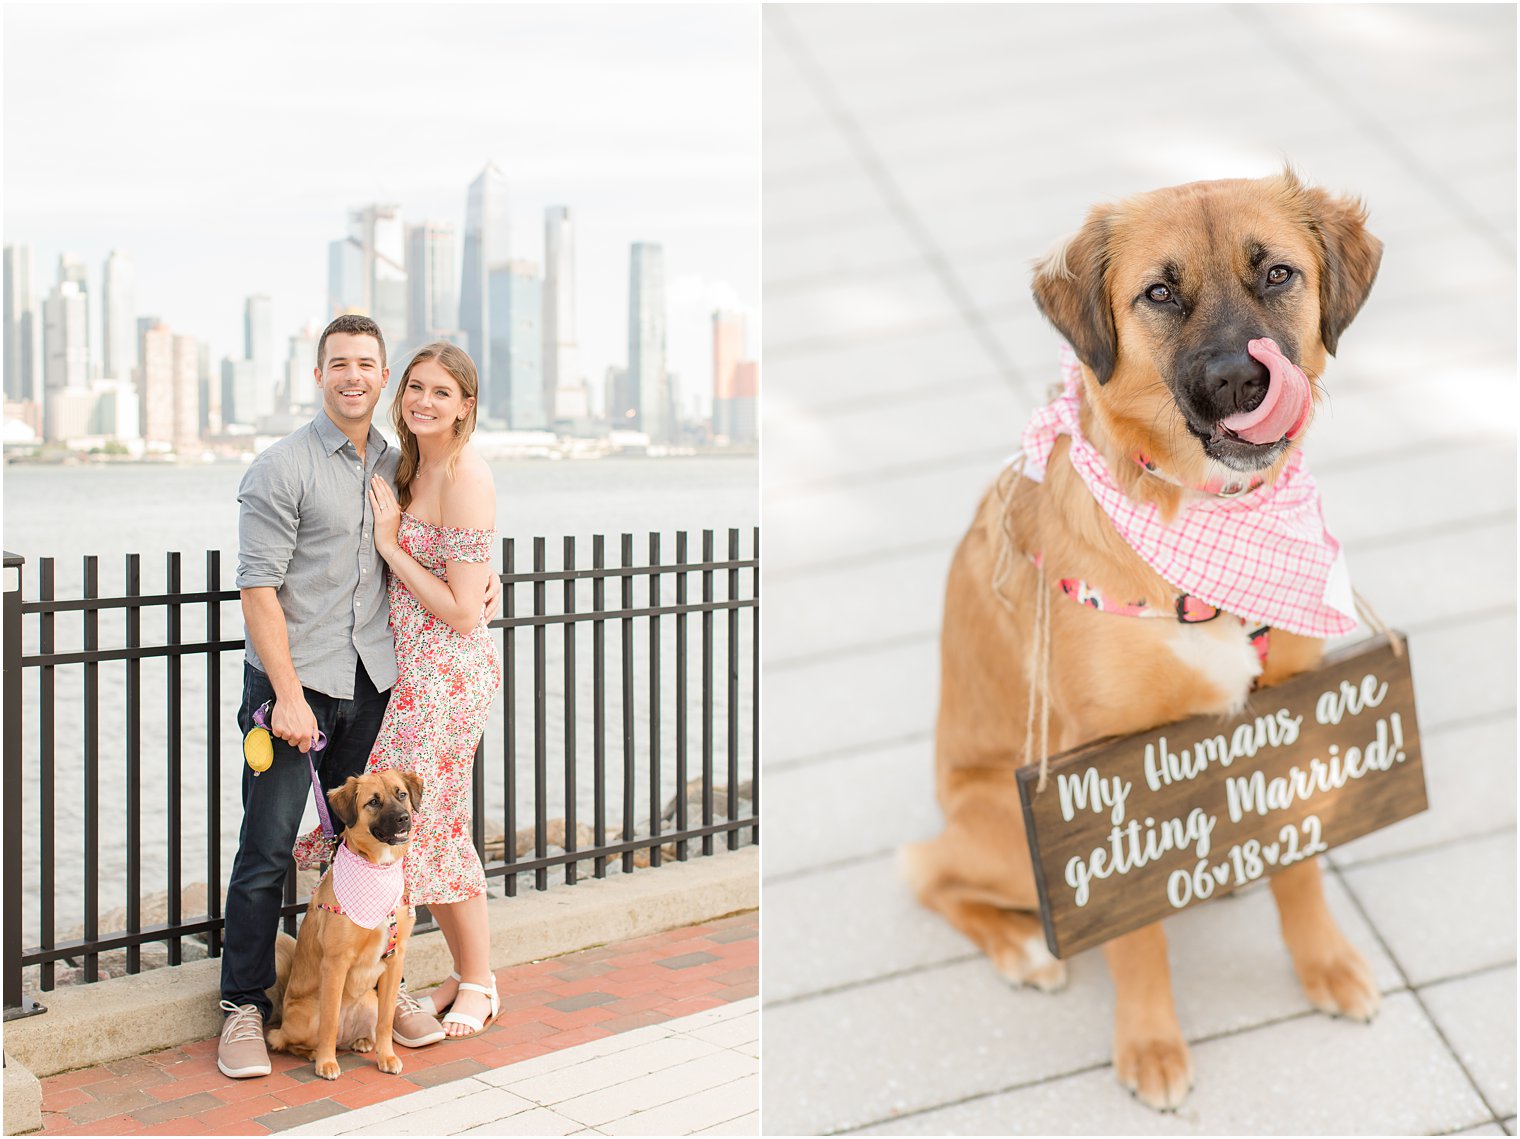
3, 552, 44, 1019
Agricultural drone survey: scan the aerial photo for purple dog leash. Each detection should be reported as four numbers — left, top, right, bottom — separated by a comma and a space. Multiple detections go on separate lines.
250, 699, 336, 839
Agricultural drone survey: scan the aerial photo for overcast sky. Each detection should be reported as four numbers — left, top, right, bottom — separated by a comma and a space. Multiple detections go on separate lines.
3, 3, 759, 417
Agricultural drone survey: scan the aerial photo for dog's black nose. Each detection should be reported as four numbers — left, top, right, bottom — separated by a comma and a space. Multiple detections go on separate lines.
396, 813, 411, 829
1204, 352, 1270, 416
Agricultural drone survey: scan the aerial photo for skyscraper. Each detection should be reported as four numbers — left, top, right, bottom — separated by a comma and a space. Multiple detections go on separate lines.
138, 322, 176, 448
284, 321, 321, 414
172, 334, 200, 454
487, 261, 544, 429
245, 294, 274, 420
407, 222, 458, 346
711, 310, 745, 439
542, 207, 580, 424
460, 162, 510, 378
328, 238, 365, 315
102, 251, 135, 380
42, 280, 89, 440
628, 243, 668, 442
328, 206, 407, 341
730, 361, 759, 444
221, 358, 255, 428
57, 253, 93, 380
4, 244, 41, 403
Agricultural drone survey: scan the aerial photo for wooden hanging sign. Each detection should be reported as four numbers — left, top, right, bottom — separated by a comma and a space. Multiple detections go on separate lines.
1017, 635, 1426, 959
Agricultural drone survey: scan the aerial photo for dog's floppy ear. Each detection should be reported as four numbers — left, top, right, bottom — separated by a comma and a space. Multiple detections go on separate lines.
326, 777, 361, 832
1032, 205, 1118, 383
1303, 187, 1382, 355
402, 771, 424, 812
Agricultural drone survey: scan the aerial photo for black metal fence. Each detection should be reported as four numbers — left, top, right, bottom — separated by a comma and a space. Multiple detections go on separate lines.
2, 528, 759, 1019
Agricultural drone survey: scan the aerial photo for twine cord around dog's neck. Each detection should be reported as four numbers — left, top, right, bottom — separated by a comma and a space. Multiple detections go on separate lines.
1353, 588, 1405, 659
1024, 561, 1055, 793
989, 456, 1026, 616
991, 455, 1055, 793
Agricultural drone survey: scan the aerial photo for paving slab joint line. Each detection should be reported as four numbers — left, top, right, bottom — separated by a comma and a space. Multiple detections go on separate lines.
769, 730, 933, 775
5, 847, 758, 1082
764, 845, 900, 887
763, 5, 1030, 396
1327, 855, 1504, 1123
1334, 824, 1519, 876
1228, 5, 1516, 261
770, 596, 1512, 686
828, 992, 1446, 1136
768, 628, 938, 673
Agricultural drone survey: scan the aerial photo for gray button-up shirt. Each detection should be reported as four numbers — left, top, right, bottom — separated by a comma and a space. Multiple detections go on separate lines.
236, 410, 399, 699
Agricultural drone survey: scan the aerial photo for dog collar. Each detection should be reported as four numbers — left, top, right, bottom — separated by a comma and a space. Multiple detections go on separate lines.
325, 842, 406, 931
1133, 452, 1264, 499
1033, 552, 1271, 667
312, 897, 403, 959
1016, 344, 1358, 638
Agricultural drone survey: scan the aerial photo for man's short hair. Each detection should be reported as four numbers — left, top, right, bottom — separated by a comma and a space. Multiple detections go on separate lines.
317, 314, 387, 370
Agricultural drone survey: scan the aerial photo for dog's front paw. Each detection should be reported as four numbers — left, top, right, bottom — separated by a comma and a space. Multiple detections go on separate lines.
376, 1052, 403, 1075
1296, 941, 1380, 1022
350, 1036, 374, 1053
1115, 1034, 1193, 1112
994, 931, 1068, 993
315, 1057, 341, 1081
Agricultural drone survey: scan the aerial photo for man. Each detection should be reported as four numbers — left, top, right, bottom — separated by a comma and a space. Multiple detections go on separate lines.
217, 315, 495, 1078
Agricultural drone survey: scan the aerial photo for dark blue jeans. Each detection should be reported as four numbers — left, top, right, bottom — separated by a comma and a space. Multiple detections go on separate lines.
220, 661, 390, 1016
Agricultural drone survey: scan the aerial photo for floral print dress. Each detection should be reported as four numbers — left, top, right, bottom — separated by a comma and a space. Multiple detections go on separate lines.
294, 513, 501, 905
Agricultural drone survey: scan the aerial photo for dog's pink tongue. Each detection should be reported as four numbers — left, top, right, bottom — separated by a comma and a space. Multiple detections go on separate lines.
1219, 338, 1311, 444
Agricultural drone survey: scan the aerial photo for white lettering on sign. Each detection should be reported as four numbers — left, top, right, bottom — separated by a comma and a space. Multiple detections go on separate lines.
1225, 714, 1406, 822
1057, 767, 1132, 825
1062, 808, 1217, 907
1166, 815, 1331, 907
1027, 645, 1426, 957
1314, 673, 1390, 725
1143, 710, 1303, 791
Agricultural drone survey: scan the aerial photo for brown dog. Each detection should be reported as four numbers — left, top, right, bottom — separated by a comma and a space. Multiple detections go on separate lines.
267, 769, 422, 1080
902, 170, 1382, 1110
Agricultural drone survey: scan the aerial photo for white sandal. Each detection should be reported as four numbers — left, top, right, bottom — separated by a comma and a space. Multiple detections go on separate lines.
442, 977, 499, 1037
417, 971, 460, 1016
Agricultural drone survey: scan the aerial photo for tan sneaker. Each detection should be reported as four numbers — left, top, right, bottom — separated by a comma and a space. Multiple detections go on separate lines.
217, 1001, 271, 1078
392, 983, 446, 1048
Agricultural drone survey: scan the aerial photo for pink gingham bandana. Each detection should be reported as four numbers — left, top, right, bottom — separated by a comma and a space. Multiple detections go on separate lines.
1018, 346, 1358, 638
328, 841, 405, 930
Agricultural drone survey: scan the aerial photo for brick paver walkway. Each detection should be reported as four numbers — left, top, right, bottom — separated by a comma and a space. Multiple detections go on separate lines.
35, 912, 757, 1136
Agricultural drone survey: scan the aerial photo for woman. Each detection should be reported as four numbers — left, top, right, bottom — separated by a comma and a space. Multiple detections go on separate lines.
294, 341, 501, 1037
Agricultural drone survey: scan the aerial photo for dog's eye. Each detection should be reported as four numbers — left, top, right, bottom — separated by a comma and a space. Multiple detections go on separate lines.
1266, 265, 1293, 287
368, 797, 380, 809
1145, 284, 1172, 304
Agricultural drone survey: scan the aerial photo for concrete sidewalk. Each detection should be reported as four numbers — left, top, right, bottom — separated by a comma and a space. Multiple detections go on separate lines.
280, 999, 757, 1136
33, 912, 757, 1136
762, 4, 1514, 1135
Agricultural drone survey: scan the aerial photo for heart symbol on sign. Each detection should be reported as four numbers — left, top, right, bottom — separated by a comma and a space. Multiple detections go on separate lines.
1263, 843, 1280, 865
1212, 864, 1230, 885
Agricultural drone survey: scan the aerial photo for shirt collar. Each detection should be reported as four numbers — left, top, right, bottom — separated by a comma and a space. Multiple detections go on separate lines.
313, 408, 388, 460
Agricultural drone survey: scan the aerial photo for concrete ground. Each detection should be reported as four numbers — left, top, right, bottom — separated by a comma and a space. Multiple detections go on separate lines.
761, 4, 1514, 1136
280, 999, 758, 1137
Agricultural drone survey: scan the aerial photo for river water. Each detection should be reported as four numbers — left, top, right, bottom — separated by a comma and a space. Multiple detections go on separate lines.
3, 456, 758, 946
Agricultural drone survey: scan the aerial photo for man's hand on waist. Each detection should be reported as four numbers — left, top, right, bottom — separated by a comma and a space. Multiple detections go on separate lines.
483, 572, 502, 622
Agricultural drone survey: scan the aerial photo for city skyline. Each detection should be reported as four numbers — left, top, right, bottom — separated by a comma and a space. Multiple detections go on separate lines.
2, 5, 759, 422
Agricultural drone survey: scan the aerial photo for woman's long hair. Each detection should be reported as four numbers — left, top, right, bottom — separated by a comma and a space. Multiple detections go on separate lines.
392, 342, 480, 510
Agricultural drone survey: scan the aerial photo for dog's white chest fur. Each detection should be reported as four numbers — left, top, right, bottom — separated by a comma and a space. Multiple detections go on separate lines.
1166, 621, 1262, 716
